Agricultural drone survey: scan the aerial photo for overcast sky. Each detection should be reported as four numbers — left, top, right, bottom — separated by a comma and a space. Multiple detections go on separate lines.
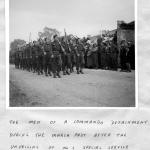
10, 0, 134, 42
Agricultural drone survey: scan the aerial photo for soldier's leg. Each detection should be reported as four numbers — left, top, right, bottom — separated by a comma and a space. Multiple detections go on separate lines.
56, 55, 62, 78
48, 62, 52, 76
37, 57, 40, 75
70, 53, 74, 73
76, 55, 80, 74
38, 56, 43, 74
61, 54, 66, 75
29, 58, 31, 71
51, 57, 57, 78
93, 52, 98, 69
30, 58, 33, 71
126, 62, 131, 72
72, 54, 76, 72
79, 54, 84, 74
41, 56, 44, 74
66, 53, 71, 75
43, 55, 47, 76
32, 58, 34, 71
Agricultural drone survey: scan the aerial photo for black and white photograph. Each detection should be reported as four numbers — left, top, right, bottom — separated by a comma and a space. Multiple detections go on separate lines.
9, 0, 136, 107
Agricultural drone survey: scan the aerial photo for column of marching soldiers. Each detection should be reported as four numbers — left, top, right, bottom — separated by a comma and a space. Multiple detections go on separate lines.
14, 35, 86, 78
13, 34, 133, 78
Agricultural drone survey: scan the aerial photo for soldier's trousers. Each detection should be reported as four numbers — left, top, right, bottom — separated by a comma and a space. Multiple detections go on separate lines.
43, 54, 52, 75
92, 52, 99, 68
101, 53, 106, 69
120, 56, 127, 70
66, 53, 71, 72
98, 52, 101, 68
51, 54, 62, 75
61, 54, 67, 73
15, 59, 19, 69
76, 54, 85, 71
37, 55, 43, 74
27, 58, 32, 71
71, 53, 76, 71
111, 54, 118, 70
106, 53, 111, 69
32, 57, 37, 72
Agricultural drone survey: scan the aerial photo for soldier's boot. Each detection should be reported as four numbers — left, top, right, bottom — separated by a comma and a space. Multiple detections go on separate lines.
80, 69, 84, 74
57, 72, 61, 78
70, 67, 73, 73
37, 69, 40, 75
77, 70, 80, 74
66, 70, 70, 75
53, 73, 57, 78
63, 71, 66, 75
45, 72, 48, 76
72, 67, 74, 72
48, 71, 52, 76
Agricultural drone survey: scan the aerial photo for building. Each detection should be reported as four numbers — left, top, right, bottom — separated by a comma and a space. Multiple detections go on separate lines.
117, 21, 135, 46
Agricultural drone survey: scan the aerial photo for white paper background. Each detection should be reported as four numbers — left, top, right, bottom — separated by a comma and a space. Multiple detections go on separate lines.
0, 0, 150, 149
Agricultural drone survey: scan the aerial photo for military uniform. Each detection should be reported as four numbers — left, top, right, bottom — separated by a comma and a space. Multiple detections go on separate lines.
120, 45, 127, 71
32, 43, 37, 73
43, 41, 52, 76
97, 38, 102, 68
76, 41, 85, 74
14, 50, 20, 69
61, 40, 71, 75
51, 39, 62, 78
36, 43, 44, 75
105, 44, 111, 70
110, 43, 118, 70
26, 45, 32, 71
101, 43, 106, 69
69, 42, 76, 72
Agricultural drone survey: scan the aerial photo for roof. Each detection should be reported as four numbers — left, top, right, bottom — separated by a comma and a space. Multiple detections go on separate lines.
118, 21, 135, 30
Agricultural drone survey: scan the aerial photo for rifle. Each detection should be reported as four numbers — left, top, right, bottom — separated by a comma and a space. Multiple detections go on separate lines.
57, 38, 66, 55
64, 29, 71, 52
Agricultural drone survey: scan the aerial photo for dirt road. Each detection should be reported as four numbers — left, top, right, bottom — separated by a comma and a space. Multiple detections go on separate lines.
9, 65, 135, 107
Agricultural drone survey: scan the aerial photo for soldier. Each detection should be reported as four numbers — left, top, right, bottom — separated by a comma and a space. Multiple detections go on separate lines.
18, 49, 23, 69
61, 37, 71, 75
126, 46, 131, 72
24, 45, 28, 70
110, 40, 119, 71
36, 39, 44, 75
22, 46, 26, 70
69, 39, 76, 73
105, 41, 111, 70
32, 41, 37, 73
14, 50, 19, 69
29, 42, 33, 72
92, 43, 99, 69
97, 37, 102, 68
26, 43, 32, 72
101, 42, 107, 69
51, 35, 63, 78
120, 40, 128, 71
43, 38, 52, 76
61, 37, 67, 75
75, 39, 85, 74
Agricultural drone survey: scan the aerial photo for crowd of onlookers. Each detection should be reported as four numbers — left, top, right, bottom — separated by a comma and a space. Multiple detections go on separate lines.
10, 33, 135, 78
83, 34, 135, 72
